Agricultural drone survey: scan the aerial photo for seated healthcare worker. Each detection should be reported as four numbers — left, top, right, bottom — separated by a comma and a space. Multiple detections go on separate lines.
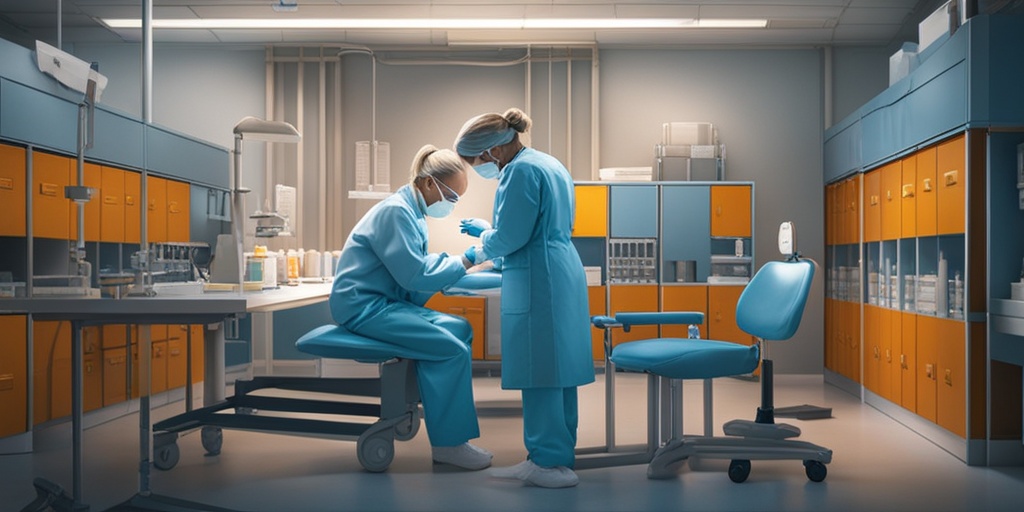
329, 144, 492, 470
454, 108, 595, 488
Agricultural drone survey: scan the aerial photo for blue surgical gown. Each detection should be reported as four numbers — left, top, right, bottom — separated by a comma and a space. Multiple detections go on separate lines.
329, 184, 480, 447
478, 148, 595, 390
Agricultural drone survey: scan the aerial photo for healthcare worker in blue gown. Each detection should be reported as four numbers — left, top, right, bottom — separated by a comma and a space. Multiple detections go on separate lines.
329, 144, 493, 470
454, 108, 595, 488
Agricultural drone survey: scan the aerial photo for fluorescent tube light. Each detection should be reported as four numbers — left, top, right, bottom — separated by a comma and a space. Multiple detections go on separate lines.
101, 17, 766, 30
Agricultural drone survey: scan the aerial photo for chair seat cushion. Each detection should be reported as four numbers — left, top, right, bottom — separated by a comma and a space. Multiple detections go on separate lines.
610, 338, 760, 380
296, 324, 416, 363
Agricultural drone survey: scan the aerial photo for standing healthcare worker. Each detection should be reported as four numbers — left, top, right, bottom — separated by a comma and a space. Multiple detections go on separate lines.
329, 144, 492, 470
454, 108, 595, 488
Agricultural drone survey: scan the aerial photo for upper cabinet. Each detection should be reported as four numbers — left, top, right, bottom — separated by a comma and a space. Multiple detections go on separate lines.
710, 185, 751, 238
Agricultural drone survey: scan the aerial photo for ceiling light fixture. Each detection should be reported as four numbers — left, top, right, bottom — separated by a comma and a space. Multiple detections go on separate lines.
101, 17, 768, 30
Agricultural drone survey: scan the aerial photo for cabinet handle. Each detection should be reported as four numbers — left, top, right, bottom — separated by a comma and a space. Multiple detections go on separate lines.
103, 195, 119, 205
902, 184, 914, 198
873, 346, 880, 360
168, 201, 180, 214
0, 374, 13, 390
40, 182, 59, 197
0, 177, 13, 190
900, 354, 907, 369
885, 348, 891, 363
870, 195, 879, 206
944, 170, 958, 186
944, 368, 953, 386
125, 195, 135, 206
922, 178, 932, 192
925, 363, 934, 380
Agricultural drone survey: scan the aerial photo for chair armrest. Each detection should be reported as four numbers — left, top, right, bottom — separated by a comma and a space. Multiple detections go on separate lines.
616, 312, 705, 328
591, 315, 621, 329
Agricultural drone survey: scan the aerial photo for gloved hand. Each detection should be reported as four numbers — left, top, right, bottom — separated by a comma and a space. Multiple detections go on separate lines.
463, 245, 479, 265
491, 257, 504, 272
459, 218, 492, 238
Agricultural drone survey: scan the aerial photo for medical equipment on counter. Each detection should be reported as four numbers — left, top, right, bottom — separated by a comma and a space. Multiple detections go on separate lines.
578, 222, 832, 484
608, 238, 657, 283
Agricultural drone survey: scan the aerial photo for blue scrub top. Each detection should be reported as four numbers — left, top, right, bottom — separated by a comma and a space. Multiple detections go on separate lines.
330, 184, 467, 327
479, 148, 595, 389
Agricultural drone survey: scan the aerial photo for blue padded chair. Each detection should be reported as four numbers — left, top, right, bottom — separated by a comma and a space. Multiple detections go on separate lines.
588, 224, 831, 483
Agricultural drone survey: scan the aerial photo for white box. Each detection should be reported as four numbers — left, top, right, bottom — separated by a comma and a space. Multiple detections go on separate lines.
598, 167, 652, 182
889, 42, 919, 86
584, 267, 602, 286
662, 122, 714, 146
919, 1, 951, 52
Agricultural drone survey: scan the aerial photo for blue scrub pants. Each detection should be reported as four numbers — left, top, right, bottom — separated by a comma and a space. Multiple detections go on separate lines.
522, 387, 579, 468
347, 302, 480, 447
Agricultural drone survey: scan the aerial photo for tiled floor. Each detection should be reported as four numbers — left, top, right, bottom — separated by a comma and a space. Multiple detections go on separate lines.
2, 373, 1022, 511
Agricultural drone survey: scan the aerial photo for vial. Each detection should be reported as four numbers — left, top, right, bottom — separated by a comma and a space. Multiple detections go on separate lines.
687, 324, 700, 339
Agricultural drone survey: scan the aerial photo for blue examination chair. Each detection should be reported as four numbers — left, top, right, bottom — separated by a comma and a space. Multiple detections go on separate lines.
584, 222, 832, 483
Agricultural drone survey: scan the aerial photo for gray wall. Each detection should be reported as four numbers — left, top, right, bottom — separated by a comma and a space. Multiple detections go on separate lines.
64, 42, 894, 374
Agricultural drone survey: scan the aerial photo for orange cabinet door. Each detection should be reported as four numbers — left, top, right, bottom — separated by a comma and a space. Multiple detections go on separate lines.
900, 311, 917, 412
424, 294, 486, 360
880, 161, 902, 241
32, 151, 71, 240
936, 134, 966, 235
936, 317, 966, 437
0, 315, 28, 437
707, 285, 751, 345
167, 325, 189, 390
100, 166, 126, 242
573, 185, 608, 237
900, 154, 917, 239
847, 300, 861, 384
33, 321, 68, 424
147, 176, 168, 243
0, 144, 27, 237
609, 285, 659, 346
587, 286, 608, 360
102, 347, 128, 407
68, 162, 102, 242
190, 325, 205, 385
710, 185, 752, 238
661, 285, 708, 339
166, 179, 190, 242
916, 146, 938, 237
83, 351, 103, 413
883, 308, 898, 402
916, 315, 938, 423
845, 176, 861, 245
825, 298, 837, 373
862, 305, 880, 394
124, 171, 141, 243
862, 169, 881, 242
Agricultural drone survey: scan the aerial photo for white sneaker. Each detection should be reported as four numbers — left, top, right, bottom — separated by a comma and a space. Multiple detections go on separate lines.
491, 460, 579, 488
432, 443, 493, 470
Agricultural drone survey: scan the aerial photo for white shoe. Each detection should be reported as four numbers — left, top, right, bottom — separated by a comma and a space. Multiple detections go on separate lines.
432, 443, 493, 470
491, 460, 579, 488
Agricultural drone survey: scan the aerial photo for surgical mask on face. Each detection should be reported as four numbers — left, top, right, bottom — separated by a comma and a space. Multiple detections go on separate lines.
424, 177, 458, 219
473, 149, 501, 180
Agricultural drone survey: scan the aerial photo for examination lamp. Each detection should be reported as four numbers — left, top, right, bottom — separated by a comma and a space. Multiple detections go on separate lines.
212, 117, 301, 291
34, 40, 108, 293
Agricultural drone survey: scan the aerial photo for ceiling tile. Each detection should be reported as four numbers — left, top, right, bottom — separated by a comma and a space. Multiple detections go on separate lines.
840, 7, 914, 24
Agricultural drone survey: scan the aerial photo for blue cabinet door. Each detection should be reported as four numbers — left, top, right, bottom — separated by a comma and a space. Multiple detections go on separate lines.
610, 185, 658, 238
661, 185, 710, 282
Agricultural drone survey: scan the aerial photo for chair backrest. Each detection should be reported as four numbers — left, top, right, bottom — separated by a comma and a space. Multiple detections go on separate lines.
735, 258, 815, 341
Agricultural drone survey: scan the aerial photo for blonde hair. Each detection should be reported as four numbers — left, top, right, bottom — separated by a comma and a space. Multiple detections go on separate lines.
409, 144, 467, 184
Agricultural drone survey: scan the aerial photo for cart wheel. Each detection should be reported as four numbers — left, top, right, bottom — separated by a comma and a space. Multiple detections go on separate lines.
804, 460, 827, 482
357, 433, 395, 473
154, 442, 180, 471
728, 459, 751, 483
393, 408, 421, 442
201, 426, 223, 456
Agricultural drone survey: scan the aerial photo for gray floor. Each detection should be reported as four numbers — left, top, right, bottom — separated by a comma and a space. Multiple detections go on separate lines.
2, 373, 1022, 512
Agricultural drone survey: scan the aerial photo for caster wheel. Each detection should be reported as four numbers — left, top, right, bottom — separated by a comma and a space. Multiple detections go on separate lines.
153, 442, 180, 471
804, 460, 827, 482
201, 426, 223, 456
728, 459, 751, 483
357, 433, 395, 473
393, 408, 421, 442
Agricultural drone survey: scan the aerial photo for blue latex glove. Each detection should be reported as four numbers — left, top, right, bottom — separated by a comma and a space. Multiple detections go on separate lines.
463, 245, 478, 265
491, 257, 504, 271
459, 218, 492, 238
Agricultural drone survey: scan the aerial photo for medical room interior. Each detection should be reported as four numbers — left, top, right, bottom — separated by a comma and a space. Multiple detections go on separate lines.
2, 0, 1024, 510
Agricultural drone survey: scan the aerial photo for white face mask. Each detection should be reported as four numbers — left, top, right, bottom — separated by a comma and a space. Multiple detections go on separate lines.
424, 177, 458, 219
473, 149, 501, 180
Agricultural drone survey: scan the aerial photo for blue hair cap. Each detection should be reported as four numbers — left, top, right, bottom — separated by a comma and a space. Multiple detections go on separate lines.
454, 115, 516, 157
